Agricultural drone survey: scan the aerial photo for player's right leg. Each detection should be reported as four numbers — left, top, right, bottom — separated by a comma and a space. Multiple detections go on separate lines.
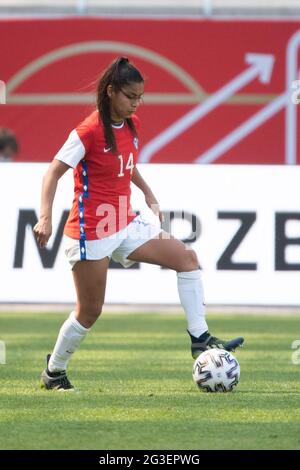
41, 258, 109, 391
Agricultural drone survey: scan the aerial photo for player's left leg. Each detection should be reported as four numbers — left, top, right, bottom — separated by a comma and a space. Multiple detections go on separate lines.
127, 232, 244, 358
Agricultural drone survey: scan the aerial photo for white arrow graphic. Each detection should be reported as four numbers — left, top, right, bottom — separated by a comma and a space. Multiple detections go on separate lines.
138, 53, 275, 163
286, 30, 300, 165
195, 93, 287, 164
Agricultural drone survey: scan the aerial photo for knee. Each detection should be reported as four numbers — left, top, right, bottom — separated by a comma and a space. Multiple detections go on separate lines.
178, 249, 199, 272
76, 302, 103, 328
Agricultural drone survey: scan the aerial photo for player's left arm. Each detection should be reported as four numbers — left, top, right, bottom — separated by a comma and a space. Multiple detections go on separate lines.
131, 166, 164, 223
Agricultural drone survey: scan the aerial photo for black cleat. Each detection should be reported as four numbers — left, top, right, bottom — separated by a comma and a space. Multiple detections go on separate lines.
188, 331, 244, 359
41, 354, 74, 391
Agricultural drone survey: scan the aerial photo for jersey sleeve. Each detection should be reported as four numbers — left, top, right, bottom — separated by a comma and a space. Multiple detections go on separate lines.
54, 118, 95, 168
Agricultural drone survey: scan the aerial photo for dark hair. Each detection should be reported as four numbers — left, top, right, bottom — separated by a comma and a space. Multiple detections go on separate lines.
0, 127, 19, 154
96, 57, 144, 154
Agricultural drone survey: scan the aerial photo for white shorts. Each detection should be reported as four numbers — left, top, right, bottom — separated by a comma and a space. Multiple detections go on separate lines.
63, 215, 163, 269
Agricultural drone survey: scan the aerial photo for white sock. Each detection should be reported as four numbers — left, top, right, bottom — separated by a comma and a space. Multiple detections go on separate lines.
48, 311, 90, 373
177, 269, 208, 338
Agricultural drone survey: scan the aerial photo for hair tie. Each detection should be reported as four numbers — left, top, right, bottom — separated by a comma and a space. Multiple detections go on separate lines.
116, 57, 129, 67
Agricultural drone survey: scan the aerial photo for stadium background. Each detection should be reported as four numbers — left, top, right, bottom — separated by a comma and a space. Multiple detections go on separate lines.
1, 0, 300, 305
0, 0, 300, 452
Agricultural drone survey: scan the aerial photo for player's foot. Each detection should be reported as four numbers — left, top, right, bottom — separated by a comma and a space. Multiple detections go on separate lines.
41, 354, 74, 391
188, 330, 244, 359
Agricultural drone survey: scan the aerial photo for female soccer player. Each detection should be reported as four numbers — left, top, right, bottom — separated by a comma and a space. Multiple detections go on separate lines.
33, 57, 244, 391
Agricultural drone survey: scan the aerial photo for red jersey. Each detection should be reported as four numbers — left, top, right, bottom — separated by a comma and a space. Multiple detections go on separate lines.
55, 110, 139, 242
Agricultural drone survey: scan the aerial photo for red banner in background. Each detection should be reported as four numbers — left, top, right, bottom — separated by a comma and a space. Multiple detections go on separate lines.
0, 17, 300, 164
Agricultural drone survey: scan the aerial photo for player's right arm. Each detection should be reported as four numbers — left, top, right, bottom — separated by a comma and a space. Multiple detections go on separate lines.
34, 114, 95, 248
33, 159, 71, 249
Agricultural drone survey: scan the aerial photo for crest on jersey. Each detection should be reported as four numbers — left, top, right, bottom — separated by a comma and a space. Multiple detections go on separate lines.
133, 137, 139, 150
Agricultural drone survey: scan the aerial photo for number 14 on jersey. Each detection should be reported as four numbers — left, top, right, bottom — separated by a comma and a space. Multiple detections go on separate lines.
118, 153, 134, 177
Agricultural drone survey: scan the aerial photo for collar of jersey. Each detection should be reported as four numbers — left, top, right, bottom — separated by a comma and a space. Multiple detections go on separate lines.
111, 120, 125, 129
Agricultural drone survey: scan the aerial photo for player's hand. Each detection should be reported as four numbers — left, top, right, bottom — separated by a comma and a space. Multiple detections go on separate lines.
145, 193, 165, 224
33, 217, 52, 249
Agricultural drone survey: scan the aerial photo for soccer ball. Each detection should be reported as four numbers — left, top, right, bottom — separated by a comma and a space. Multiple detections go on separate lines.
192, 349, 240, 392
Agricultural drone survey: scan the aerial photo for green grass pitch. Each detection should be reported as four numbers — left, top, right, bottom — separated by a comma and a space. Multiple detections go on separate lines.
0, 311, 299, 450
